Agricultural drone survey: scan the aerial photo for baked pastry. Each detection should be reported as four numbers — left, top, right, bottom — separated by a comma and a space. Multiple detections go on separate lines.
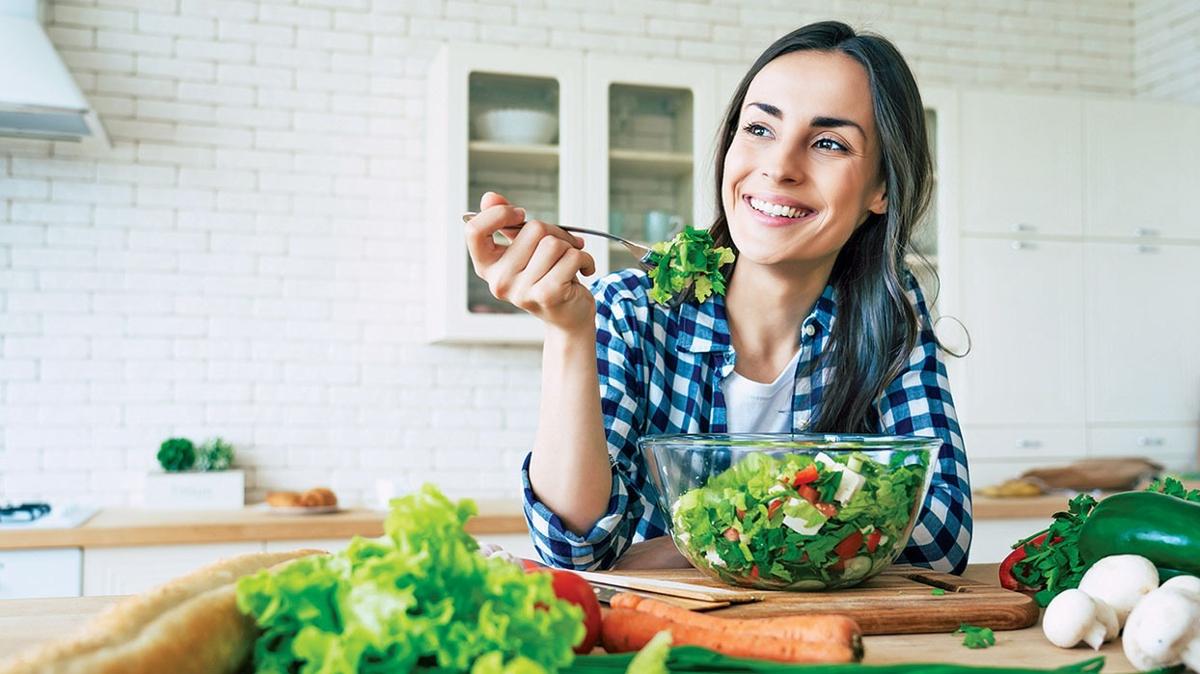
0, 549, 324, 674
299, 487, 337, 507
265, 491, 302, 507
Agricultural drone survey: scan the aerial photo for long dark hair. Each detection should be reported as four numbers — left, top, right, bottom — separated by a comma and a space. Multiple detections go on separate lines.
710, 21, 935, 433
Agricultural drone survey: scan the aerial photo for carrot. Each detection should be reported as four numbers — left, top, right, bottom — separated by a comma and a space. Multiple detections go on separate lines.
608, 593, 862, 647
601, 608, 860, 663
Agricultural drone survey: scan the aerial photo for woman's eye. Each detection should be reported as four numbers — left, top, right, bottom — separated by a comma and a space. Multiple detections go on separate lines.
741, 122, 771, 138
814, 137, 848, 152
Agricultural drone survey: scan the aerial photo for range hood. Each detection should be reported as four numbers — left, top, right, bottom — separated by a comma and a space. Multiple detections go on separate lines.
0, 0, 108, 145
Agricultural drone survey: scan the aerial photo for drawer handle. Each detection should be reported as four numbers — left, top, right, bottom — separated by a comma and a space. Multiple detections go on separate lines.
1137, 436, 1165, 447
1136, 244, 1158, 254
1012, 223, 1035, 232
1016, 439, 1042, 449
1134, 227, 1158, 238
1011, 241, 1035, 251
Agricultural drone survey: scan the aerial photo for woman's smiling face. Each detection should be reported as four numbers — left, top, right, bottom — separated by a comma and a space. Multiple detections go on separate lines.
722, 50, 887, 270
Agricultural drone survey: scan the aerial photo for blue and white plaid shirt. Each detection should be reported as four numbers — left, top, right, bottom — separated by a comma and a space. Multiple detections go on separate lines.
521, 269, 973, 574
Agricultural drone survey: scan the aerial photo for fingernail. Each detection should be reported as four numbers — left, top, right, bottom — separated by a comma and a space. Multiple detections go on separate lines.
514, 207, 527, 221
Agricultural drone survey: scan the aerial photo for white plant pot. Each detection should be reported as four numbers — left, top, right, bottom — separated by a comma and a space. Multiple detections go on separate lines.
144, 470, 245, 510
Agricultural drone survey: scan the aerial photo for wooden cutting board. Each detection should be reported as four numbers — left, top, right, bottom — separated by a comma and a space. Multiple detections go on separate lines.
605, 565, 1039, 635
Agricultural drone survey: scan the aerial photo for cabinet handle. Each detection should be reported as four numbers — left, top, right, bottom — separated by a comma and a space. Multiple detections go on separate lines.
1134, 228, 1158, 238
1016, 438, 1042, 449
1137, 436, 1165, 447
1012, 223, 1035, 232
1136, 244, 1158, 254
1011, 241, 1034, 251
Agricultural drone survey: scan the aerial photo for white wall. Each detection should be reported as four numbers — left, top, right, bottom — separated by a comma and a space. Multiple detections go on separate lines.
0, 0, 1192, 506
1134, 0, 1200, 103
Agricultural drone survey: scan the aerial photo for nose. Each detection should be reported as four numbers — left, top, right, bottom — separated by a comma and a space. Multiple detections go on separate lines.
760, 142, 806, 185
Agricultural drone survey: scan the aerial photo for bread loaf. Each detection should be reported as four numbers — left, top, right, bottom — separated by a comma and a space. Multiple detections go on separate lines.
0, 549, 324, 674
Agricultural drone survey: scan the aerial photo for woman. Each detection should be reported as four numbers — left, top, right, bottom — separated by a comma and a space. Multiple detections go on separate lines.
464, 21, 971, 574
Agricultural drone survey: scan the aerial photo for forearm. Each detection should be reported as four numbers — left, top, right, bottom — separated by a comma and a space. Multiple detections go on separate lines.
528, 324, 614, 536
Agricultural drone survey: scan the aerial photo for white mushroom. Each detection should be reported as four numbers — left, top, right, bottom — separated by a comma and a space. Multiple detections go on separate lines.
1122, 581, 1200, 672
1076, 554, 1159, 626
1042, 588, 1119, 650
1160, 574, 1200, 595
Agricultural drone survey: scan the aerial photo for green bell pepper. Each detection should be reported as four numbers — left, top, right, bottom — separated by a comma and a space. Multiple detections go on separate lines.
1077, 490, 1200, 577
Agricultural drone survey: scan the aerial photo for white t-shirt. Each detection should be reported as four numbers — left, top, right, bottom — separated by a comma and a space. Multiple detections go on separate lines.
722, 350, 802, 433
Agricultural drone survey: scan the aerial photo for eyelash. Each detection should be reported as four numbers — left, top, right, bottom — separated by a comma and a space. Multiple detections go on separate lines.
740, 123, 850, 153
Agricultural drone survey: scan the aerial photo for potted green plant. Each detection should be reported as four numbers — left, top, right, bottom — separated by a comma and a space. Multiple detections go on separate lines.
144, 436, 245, 509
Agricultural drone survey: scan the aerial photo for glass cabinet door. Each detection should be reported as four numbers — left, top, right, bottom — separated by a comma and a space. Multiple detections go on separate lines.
465, 72, 561, 316
606, 84, 697, 270
585, 56, 716, 277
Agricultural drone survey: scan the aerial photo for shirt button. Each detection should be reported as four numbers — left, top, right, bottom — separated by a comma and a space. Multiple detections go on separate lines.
804, 324, 816, 337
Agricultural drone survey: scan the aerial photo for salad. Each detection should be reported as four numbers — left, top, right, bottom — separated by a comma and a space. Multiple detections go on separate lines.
645, 226, 735, 305
669, 449, 929, 589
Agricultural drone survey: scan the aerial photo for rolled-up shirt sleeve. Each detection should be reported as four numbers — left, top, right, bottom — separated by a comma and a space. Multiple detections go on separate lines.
520, 276, 668, 570
877, 279, 973, 574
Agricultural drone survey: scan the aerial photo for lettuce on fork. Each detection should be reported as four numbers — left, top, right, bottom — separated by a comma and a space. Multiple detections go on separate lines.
236, 484, 583, 674
646, 226, 735, 305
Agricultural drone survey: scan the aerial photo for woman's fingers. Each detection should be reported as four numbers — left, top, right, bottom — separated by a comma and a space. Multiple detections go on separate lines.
464, 203, 526, 273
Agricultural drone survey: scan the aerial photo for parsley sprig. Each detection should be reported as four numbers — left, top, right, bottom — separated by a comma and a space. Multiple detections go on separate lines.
1009, 493, 1097, 607
956, 623, 996, 649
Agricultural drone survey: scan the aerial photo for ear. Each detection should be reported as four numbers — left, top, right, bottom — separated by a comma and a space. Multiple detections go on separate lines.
867, 181, 887, 216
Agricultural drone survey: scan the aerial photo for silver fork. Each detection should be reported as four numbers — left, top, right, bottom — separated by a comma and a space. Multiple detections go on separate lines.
461, 211, 656, 271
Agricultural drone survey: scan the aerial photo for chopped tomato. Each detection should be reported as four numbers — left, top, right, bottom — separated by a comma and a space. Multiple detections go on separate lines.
523, 564, 602, 654
797, 485, 819, 503
866, 530, 883, 553
830, 558, 846, 571
834, 531, 864, 559
735, 508, 745, 520
748, 564, 760, 580
723, 527, 740, 542
767, 498, 784, 519
814, 502, 838, 519
792, 465, 819, 487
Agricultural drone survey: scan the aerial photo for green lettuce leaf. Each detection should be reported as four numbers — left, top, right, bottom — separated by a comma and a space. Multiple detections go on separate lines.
236, 484, 583, 673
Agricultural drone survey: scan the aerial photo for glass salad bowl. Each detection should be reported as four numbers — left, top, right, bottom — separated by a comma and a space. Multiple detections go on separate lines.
639, 433, 938, 591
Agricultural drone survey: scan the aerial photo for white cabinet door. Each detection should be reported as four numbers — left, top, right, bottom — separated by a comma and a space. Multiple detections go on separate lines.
1085, 99, 1200, 241
83, 542, 263, 596
1088, 426, 1198, 472
960, 92, 1083, 237
966, 427, 1086, 461
1084, 242, 1200, 424
955, 237, 1086, 426
0, 548, 82, 599
970, 518, 1049, 564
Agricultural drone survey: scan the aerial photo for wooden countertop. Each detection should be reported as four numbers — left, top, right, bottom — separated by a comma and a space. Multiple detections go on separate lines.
0, 501, 527, 550
0, 564, 1137, 671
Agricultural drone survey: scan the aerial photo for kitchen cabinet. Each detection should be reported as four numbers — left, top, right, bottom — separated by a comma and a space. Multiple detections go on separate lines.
427, 45, 715, 344
955, 237, 1086, 426
0, 548, 81, 599
959, 92, 1084, 237
83, 542, 262, 596
1084, 241, 1200, 424
1084, 99, 1200, 241
1088, 426, 1197, 470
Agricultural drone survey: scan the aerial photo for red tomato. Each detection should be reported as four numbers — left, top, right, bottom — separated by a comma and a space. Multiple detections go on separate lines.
767, 498, 784, 519
814, 502, 838, 519
792, 465, 819, 487
748, 564, 760, 580
798, 486, 819, 503
866, 530, 882, 553
723, 527, 740, 542
523, 562, 602, 654
834, 531, 864, 559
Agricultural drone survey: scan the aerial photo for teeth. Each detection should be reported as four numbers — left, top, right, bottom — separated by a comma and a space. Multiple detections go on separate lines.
750, 197, 810, 219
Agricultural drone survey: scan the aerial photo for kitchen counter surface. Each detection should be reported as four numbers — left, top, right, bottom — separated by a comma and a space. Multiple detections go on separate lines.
0, 564, 1137, 671
0, 501, 526, 550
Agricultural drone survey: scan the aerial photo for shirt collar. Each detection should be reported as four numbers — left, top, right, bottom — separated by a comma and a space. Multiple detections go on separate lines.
675, 282, 837, 354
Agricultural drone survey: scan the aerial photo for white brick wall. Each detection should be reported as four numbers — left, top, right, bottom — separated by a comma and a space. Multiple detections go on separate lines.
1134, 0, 1200, 103
0, 0, 1193, 507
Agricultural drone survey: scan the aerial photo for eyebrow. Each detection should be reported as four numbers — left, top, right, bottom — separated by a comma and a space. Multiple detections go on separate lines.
744, 102, 866, 138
